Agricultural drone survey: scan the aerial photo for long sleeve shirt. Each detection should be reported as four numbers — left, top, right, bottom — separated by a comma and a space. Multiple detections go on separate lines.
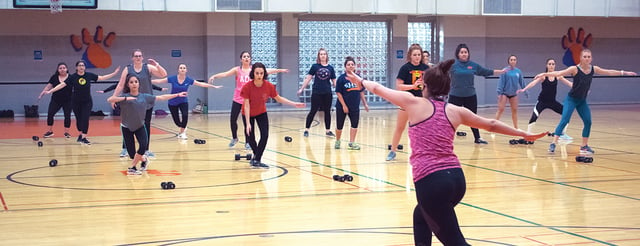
449, 59, 494, 97
497, 66, 524, 96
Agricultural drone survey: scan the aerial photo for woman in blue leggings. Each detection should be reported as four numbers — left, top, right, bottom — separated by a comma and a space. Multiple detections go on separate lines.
535, 49, 636, 153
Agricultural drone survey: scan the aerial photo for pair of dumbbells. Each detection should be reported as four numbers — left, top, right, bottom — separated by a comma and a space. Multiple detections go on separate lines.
161, 181, 176, 189
387, 144, 403, 150
333, 174, 354, 182
193, 139, 206, 144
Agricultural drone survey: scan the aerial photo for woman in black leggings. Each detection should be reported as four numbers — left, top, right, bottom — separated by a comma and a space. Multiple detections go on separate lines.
39, 62, 72, 138
297, 48, 337, 137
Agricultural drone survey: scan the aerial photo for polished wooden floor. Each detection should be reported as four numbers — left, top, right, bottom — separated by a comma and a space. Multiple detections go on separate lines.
0, 104, 639, 245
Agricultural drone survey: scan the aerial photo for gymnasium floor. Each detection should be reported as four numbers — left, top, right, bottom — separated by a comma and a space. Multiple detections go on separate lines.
0, 104, 638, 245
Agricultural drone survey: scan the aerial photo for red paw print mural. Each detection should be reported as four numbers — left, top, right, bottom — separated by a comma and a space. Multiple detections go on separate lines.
561, 27, 593, 67
70, 26, 116, 69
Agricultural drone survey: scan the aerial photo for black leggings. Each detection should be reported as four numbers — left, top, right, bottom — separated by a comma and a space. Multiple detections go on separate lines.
247, 112, 269, 162
413, 168, 469, 246
305, 93, 332, 129
335, 107, 360, 130
73, 99, 92, 134
169, 103, 189, 128
121, 125, 148, 159
120, 108, 152, 151
47, 99, 72, 128
448, 95, 481, 140
230, 101, 248, 141
528, 100, 563, 124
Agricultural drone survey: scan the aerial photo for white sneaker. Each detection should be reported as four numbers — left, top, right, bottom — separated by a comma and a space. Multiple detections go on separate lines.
119, 149, 128, 157
178, 132, 188, 139
559, 134, 573, 140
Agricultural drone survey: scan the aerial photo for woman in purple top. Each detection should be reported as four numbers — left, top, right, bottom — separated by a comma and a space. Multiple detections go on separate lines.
346, 60, 546, 246
152, 63, 222, 139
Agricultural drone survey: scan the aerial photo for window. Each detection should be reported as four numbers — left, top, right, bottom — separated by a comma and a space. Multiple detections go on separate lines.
250, 20, 278, 103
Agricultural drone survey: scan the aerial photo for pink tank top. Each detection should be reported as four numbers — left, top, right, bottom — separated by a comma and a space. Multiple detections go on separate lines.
408, 99, 461, 182
233, 67, 251, 104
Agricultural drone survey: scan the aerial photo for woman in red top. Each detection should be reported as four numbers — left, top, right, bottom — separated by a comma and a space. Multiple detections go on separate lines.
241, 62, 305, 168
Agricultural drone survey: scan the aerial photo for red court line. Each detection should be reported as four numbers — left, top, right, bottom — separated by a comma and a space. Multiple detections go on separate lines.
0, 192, 8, 211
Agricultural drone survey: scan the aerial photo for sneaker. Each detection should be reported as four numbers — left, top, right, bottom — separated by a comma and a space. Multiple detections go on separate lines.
43, 131, 54, 138
303, 131, 309, 137
386, 151, 396, 161
559, 134, 573, 140
80, 138, 91, 145
474, 138, 488, 144
348, 142, 361, 150
76, 135, 83, 143
334, 140, 341, 149
326, 131, 335, 137
140, 159, 148, 171
549, 143, 556, 153
178, 132, 188, 140
119, 149, 128, 157
251, 161, 269, 169
145, 150, 156, 158
580, 145, 594, 154
64, 132, 71, 138
127, 167, 142, 175
228, 138, 239, 147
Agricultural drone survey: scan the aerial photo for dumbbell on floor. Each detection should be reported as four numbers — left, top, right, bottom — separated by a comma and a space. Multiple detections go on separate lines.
387, 144, 403, 150
234, 153, 252, 160
332, 174, 354, 182
161, 181, 176, 190
193, 139, 206, 144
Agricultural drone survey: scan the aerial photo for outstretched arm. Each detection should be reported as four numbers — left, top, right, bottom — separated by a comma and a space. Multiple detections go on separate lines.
517, 77, 543, 94
155, 91, 188, 101
456, 106, 547, 141
194, 80, 222, 89
266, 68, 289, 75
98, 66, 121, 81
274, 95, 305, 108
152, 78, 168, 84
535, 66, 577, 80
208, 66, 238, 83
347, 71, 420, 110
594, 66, 638, 76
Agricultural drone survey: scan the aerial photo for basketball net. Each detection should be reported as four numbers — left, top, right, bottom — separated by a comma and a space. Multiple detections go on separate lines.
50, 0, 62, 14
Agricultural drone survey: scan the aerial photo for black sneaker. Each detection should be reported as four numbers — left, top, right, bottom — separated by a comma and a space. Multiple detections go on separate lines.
64, 132, 71, 138
81, 138, 91, 145
474, 138, 488, 144
140, 160, 148, 171
43, 131, 54, 138
77, 135, 83, 142
127, 167, 141, 175
326, 131, 335, 137
251, 162, 269, 169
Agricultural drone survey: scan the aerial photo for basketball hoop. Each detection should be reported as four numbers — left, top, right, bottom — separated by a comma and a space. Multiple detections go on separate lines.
50, 0, 62, 14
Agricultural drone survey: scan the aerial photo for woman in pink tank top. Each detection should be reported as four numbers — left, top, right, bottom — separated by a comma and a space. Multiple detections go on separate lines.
208, 51, 288, 149
346, 60, 547, 246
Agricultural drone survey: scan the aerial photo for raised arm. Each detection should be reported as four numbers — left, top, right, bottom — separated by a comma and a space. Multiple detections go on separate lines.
147, 59, 167, 78
208, 66, 238, 83
347, 71, 420, 111
594, 66, 638, 76
112, 66, 130, 97
98, 66, 121, 81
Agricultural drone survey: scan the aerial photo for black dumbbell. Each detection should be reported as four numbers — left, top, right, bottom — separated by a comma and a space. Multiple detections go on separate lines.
161, 181, 176, 190
456, 131, 467, 136
517, 139, 527, 144
547, 132, 555, 137
37, 141, 43, 147
49, 159, 58, 167
387, 144, 404, 150
576, 156, 594, 163
284, 136, 292, 142
32, 136, 39, 141
193, 139, 206, 144
508, 139, 518, 145
234, 153, 252, 160
332, 174, 354, 182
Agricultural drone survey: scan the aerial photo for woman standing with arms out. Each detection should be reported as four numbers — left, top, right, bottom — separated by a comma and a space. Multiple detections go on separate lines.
334, 56, 369, 150
152, 63, 222, 139
535, 49, 637, 153
346, 60, 546, 246
242, 63, 305, 168
208, 51, 288, 149
449, 43, 506, 144
113, 49, 168, 157
517, 58, 573, 138
38, 62, 72, 138
423, 50, 435, 68
297, 48, 337, 138
108, 75, 187, 175
387, 44, 428, 161
46, 61, 120, 145
495, 55, 525, 129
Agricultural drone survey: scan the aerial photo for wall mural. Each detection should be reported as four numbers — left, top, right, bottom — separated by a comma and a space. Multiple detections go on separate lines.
70, 26, 116, 69
562, 27, 592, 67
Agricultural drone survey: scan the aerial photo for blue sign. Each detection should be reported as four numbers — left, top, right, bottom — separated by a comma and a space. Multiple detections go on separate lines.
171, 50, 182, 58
396, 50, 403, 59
34, 50, 43, 60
